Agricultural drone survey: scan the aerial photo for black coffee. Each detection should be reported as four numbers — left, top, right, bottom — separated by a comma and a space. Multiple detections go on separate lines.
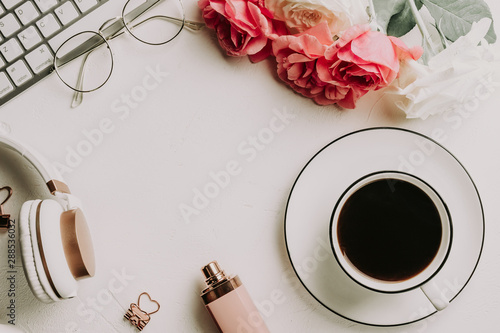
337, 178, 443, 282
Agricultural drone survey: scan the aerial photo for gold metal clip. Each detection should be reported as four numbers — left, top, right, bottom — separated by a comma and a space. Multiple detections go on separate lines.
124, 292, 160, 331
0, 186, 13, 229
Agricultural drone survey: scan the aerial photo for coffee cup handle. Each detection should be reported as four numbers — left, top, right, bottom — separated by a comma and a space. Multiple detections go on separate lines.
420, 281, 449, 311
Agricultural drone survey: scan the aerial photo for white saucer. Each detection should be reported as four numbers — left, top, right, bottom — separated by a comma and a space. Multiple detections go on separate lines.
284, 127, 484, 326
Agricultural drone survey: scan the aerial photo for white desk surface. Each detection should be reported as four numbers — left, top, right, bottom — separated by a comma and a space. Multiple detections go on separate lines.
1, 0, 500, 332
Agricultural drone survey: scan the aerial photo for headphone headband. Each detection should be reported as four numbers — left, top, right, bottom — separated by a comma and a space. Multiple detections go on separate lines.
0, 135, 71, 195
1, 134, 94, 304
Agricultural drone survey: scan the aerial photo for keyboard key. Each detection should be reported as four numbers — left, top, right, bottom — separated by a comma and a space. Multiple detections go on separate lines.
1, 0, 22, 10
0, 72, 14, 97
36, 13, 60, 37
0, 38, 23, 62
18, 25, 42, 50
0, 0, 109, 106
15, 1, 40, 25
7, 60, 32, 86
55, 1, 79, 26
34, 0, 58, 13
75, 0, 97, 13
25, 44, 52, 73
0, 14, 21, 37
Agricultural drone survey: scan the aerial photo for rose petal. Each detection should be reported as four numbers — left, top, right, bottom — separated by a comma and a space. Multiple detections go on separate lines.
296, 21, 334, 46
389, 36, 423, 61
350, 31, 399, 72
248, 40, 273, 62
334, 24, 370, 51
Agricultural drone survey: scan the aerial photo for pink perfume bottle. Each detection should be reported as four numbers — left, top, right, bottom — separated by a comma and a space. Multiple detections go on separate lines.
200, 261, 270, 333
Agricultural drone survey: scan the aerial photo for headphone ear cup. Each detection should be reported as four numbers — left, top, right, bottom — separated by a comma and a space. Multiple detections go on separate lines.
19, 199, 80, 302
19, 200, 56, 303
36, 199, 79, 299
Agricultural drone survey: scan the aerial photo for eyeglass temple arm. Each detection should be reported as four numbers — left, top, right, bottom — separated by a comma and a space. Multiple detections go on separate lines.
109, 15, 204, 42
184, 20, 205, 31
71, 52, 92, 108
128, 15, 204, 32
161, 16, 204, 31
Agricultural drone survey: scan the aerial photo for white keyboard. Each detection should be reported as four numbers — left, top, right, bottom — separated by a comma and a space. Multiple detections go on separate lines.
0, 0, 108, 106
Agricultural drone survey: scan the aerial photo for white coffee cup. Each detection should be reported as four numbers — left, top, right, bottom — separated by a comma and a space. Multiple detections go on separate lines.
330, 171, 452, 310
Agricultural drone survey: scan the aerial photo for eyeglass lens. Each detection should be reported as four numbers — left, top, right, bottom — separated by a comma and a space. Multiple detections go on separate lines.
55, 32, 113, 93
123, 0, 185, 45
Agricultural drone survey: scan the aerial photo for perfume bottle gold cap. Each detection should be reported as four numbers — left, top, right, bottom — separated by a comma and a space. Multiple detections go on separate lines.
201, 261, 242, 304
202, 261, 227, 286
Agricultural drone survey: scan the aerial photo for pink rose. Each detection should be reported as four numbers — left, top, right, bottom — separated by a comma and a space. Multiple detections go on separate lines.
199, 0, 287, 62
317, 25, 422, 107
272, 22, 356, 106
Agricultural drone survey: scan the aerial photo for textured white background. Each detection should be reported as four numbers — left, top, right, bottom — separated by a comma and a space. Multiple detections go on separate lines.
0, 0, 500, 332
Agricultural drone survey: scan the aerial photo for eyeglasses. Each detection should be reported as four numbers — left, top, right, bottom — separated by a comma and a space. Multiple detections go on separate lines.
53, 0, 204, 108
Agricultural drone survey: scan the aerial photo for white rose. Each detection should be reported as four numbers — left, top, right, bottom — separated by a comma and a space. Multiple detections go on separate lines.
266, 0, 370, 35
391, 18, 500, 120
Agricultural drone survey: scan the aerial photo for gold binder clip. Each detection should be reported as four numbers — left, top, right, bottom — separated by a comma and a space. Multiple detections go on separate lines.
124, 292, 160, 331
0, 186, 13, 229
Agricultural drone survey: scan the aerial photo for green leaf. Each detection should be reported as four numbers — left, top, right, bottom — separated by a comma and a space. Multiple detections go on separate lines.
372, 0, 406, 33
388, 1, 424, 37
422, 0, 497, 43
372, 0, 423, 37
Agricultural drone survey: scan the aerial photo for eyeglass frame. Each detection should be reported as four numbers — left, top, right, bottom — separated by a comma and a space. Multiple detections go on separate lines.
52, 0, 204, 104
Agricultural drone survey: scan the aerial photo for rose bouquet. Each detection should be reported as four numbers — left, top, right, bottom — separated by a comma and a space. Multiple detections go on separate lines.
198, 0, 498, 116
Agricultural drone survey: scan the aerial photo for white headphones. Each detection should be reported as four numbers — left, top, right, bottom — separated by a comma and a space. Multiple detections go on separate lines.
0, 134, 95, 303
